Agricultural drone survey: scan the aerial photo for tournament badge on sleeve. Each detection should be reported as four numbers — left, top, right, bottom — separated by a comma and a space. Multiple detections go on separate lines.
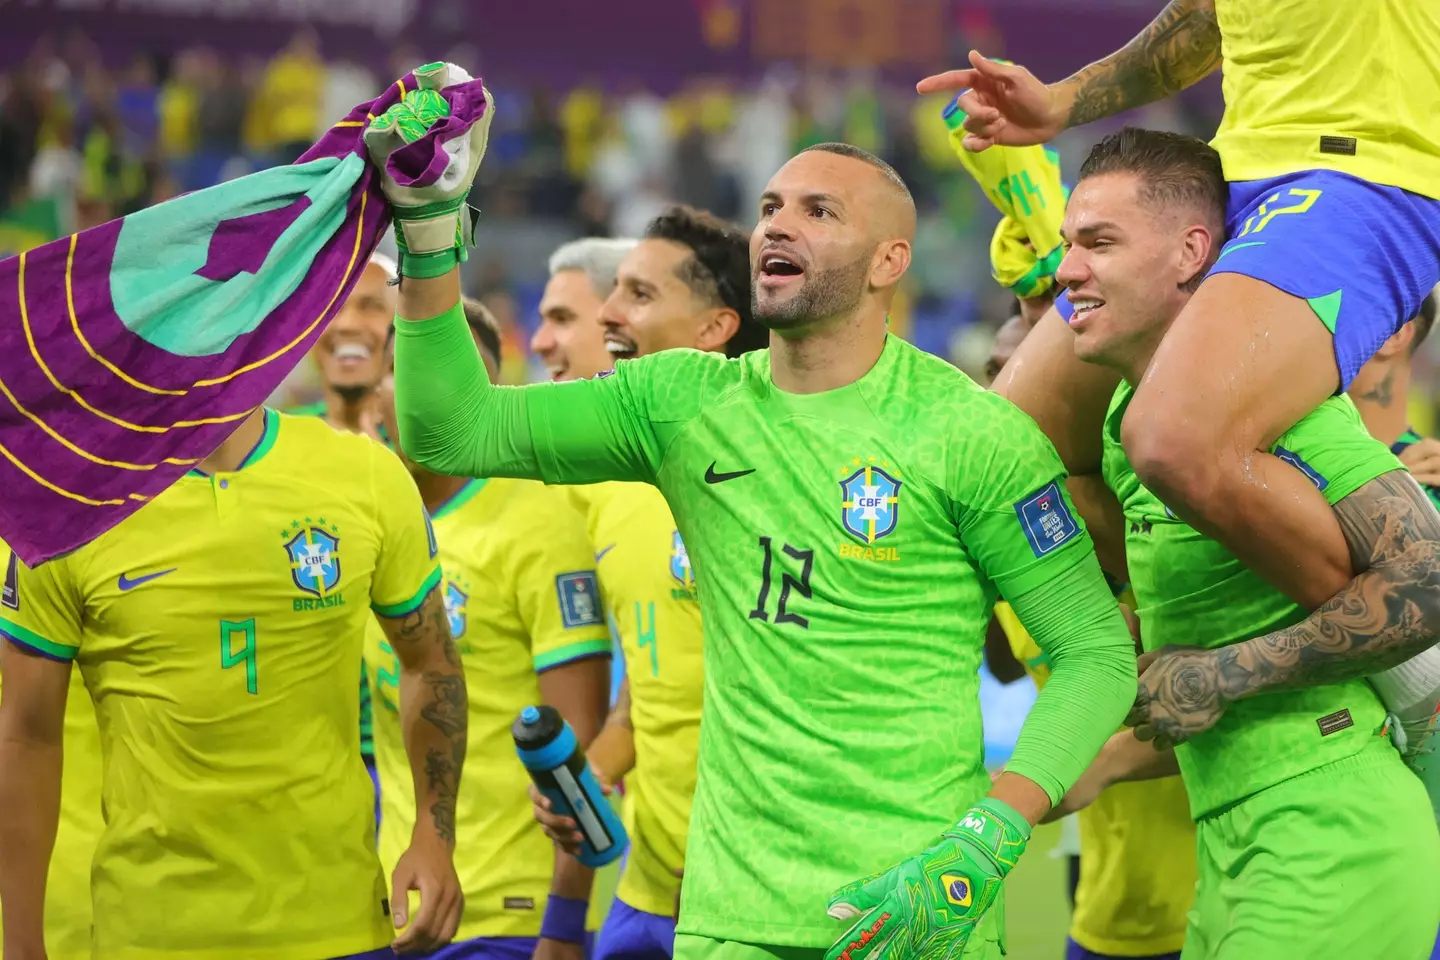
0, 64, 492, 569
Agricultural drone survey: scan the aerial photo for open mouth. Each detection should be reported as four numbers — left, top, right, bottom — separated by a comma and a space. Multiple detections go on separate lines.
758, 251, 805, 284
1068, 297, 1105, 326
331, 343, 373, 366
605, 331, 638, 361
545, 362, 569, 382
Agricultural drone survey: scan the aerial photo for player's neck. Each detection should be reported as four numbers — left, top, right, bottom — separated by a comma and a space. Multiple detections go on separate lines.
1349, 360, 1410, 445
198, 409, 267, 474
324, 389, 368, 434
768, 310, 887, 395
413, 470, 470, 513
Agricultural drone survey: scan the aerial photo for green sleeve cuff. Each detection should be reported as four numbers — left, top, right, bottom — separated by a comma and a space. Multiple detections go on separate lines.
372, 566, 443, 619
0, 618, 77, 662
533, 638, 613, 674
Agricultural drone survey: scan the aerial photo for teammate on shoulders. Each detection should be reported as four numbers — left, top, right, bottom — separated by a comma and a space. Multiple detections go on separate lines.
1348, 291, 1440, 508
0, 406, 467, 958
927, 0, 1440, 613
367, 298, 613, 960
1046, 126, 1440, 959
375, 75, 1136, 960
531, 238, 639, 383
532, 204, 762, 960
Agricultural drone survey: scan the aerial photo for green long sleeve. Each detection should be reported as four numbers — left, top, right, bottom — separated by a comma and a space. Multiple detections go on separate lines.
1003, 552, 1137, 805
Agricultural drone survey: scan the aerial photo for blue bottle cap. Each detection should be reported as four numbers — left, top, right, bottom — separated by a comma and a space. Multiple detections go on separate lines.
520, 705, 541, 724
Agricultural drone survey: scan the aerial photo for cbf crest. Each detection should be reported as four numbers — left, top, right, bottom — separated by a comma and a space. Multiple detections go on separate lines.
282, 519, 342, 598
840, 462, 902, 544
444, 578, 470, 639
670, 531, 693, 588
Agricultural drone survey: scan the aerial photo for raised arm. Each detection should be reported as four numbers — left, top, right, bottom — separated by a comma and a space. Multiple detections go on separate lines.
0, 640, 72, 959
919, 0, 1222, 150
1131, 470, 1440, 744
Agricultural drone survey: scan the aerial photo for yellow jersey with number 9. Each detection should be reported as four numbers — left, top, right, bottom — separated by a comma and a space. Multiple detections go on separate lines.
995, 595, 1196, 957
0, 411, 441, 960
1211, 0, 1440, 199
0, 547, 106, 960
579, 481, 704, 918
369, 477, 612, 940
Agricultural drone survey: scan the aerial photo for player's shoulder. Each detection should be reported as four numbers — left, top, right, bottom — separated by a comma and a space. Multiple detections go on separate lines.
486, 478, 588, 538
882, 336, 1012, 420
612, 347, 762, 418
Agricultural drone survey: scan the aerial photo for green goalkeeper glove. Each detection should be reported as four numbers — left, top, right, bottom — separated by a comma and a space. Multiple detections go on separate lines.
823, 799, 1030, 960
364, 61, 495, 279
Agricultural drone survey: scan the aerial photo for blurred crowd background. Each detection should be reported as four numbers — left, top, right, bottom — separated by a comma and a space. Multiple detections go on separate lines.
3, 0, 1435, 429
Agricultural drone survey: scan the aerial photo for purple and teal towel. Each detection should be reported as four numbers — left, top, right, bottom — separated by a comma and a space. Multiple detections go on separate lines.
0, 70, 491, 566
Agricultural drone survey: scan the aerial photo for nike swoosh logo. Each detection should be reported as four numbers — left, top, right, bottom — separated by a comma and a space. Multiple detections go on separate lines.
594, 544, 617, 563
705, 462, 756, 484
117, 569, 177, 591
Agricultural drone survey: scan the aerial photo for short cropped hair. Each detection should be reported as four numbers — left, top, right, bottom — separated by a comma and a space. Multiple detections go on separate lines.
644, 205, 766, 357
1412, 290, 1437, 355
548, 237, 639, 299
462, 296, 503, 365
801, 142, 914, 206
1078, 127, 1228, 227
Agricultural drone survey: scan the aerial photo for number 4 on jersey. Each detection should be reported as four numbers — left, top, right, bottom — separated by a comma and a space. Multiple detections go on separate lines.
749, 536, 814, 628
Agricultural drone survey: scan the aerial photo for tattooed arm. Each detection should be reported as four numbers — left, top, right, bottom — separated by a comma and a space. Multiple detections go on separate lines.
1130, 470, 1440, 746
379, 585, 468, 953
1054, 0, 1222, 128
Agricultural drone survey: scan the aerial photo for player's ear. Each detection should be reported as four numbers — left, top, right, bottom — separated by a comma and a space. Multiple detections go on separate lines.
869, 239, 912, 292
1374, 322, 1414, 360
1176, 223, 1214, 290
694, 307, 740, 354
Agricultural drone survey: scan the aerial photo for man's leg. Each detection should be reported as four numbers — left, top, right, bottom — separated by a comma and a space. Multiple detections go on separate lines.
1120, 273, 1351, 609
991, 303, 1121, 477
1123, 170, 1440, 610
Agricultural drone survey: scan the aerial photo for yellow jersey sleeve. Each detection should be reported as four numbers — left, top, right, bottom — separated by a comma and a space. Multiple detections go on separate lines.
511, 487, 611, 672
367, 446, 443, 619
0, 551, 83, 661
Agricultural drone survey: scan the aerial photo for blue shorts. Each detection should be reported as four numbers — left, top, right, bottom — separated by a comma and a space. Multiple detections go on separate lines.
1065, 939, 1178, 960
375, 936, 538, 960
1206, 170, 1440, 390
594, 899, 676, 960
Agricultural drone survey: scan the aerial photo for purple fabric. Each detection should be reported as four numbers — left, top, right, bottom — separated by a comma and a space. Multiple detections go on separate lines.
1431, 927, 1440, 960
593, 899, 675, 960
410, 936, 538, 960
0, 71, 490, 567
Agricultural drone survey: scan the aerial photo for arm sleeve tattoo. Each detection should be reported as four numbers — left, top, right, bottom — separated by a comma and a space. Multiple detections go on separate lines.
1217, 470, 1440, 698
1058, 0, 1222, 128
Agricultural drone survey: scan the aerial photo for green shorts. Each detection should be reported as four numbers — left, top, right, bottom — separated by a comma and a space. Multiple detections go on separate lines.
1183, 741, 1440, 960
673, 900, 1004, 960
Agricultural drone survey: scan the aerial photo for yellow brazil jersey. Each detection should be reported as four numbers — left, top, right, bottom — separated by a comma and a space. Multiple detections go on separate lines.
1210, 0, 1440, 199
581, 482, 704, 918
368, 477, 612, 940
0, 547, 106, 960
0, 411, 441, 960
995, 598, 1196, 957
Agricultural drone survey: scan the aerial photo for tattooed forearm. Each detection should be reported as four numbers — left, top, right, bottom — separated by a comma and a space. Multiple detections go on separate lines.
383, 587, 468, 845
1057, 0, 1222, 128
1217, 470, 1440, 698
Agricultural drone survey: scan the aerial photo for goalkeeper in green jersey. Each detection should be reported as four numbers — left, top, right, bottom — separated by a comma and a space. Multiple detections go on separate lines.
369, 66, 1137, 960
1043, 126, 1440, 959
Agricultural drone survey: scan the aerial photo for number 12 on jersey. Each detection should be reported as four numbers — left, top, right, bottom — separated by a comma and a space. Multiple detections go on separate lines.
219, 618, 258, 695
749, 536, 814, 628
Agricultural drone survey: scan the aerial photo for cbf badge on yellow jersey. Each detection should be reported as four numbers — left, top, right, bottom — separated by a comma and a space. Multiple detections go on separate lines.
670, 531, 695, 601
445, 578, 470, 642
838, 459, 903, 562
282, 519, 344, 608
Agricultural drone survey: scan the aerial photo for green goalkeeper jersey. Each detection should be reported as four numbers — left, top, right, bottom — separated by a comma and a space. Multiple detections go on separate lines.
395, 308, 1135, 947
1103, 381, 1405, 818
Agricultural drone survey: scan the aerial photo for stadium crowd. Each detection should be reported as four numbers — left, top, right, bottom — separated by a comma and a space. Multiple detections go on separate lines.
3, 5, 1440, 960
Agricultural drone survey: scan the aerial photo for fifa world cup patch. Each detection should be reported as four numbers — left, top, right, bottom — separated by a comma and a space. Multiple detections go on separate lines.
1015, 480, 1080, 557
2, 552, 17, 610
556, 571, 604, 628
